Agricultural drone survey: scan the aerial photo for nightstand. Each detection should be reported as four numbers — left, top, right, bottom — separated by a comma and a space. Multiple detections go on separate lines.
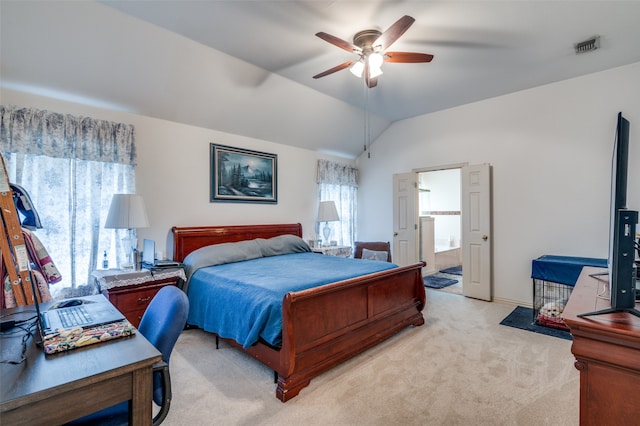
91, 268, 186, 327
311, 245, 352, 257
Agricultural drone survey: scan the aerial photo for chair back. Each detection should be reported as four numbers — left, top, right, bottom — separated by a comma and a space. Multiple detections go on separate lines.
138, 286, 189, 405
353, 241, 392, 262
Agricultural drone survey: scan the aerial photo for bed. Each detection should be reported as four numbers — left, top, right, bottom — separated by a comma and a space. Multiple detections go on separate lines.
172, 223, 426, 402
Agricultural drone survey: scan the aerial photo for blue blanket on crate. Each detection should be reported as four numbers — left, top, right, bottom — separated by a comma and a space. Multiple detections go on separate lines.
531, 255, 607, 286
186, 252, 397, 348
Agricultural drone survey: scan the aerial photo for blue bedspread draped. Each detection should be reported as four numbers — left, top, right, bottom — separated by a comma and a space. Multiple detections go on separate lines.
186, 252, 397, 348
531, 255, 607, 286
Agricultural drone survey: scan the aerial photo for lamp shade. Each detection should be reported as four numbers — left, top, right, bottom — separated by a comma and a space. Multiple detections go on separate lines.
317, 201, 340, 223
104, 194, 149, 229
350, 60, 365, 78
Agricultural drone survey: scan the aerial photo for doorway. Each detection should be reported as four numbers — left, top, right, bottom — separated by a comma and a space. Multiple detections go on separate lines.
418, 168, 463, 294
393, 163, 492, 301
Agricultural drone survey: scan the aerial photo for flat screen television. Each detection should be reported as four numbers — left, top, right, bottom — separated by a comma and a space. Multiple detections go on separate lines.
580, 112, 639, 318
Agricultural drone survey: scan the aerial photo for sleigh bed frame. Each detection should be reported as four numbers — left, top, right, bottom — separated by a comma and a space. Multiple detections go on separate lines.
172, 223, 426, 402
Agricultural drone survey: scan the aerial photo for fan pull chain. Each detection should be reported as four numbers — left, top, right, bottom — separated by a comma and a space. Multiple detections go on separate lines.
363, 82, 367, 152
364, 82, 371, 158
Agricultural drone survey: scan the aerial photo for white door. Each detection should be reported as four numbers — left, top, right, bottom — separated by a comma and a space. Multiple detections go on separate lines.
392, 173, 418, 266
461, 164, 492, 301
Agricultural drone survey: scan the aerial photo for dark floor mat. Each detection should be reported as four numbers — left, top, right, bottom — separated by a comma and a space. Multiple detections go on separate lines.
439, 265, 462, 275
423, 275, 458, 289
500, 306, 572, 340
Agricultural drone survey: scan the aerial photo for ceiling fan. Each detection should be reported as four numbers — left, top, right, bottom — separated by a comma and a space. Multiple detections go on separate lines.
313, 15, 434, 88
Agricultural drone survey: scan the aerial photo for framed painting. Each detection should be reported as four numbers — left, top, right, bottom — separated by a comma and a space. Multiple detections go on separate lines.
210, 143, 277, 203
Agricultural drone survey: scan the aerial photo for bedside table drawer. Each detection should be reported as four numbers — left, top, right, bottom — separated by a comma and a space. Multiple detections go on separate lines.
112, 286, 163, 312
126, 308, 147, 328
106, 276, 181, 327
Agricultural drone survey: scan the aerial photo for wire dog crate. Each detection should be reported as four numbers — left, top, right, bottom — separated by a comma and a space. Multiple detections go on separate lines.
531, 255, 608, 330
533, 279, 573, 330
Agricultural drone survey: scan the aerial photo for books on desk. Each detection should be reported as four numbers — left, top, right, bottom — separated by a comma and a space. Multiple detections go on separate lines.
42, 319, 136, 355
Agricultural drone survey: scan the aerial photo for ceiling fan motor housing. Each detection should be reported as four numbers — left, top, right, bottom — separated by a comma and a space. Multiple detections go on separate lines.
353, 29, 383, 54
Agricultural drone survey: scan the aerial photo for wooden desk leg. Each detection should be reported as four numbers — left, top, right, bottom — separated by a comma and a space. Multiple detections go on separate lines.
130, 366, 154, 425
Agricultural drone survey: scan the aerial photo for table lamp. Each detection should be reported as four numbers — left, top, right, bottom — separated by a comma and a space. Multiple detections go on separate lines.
317, 201, 340, 246
105, 194, 149, 269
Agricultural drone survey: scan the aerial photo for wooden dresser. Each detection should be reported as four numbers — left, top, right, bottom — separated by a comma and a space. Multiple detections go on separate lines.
562, 266, 640, 426
92, 268, 185, 327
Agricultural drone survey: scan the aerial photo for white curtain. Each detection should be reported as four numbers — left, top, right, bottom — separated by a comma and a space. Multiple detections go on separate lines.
1, 105, 136, 298
317, 159, 358, 247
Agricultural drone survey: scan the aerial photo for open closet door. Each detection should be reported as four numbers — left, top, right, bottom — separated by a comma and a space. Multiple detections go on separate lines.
392, 173, 418, 266
461, 164, 492, 301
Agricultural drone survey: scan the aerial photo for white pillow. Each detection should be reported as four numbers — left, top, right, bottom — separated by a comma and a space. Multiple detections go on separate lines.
361, 248, 388, 261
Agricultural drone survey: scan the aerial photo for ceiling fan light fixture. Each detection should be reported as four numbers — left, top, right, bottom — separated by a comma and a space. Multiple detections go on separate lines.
368, 52, 384, 68
369, 65, 383, 79
350, 60, 364, 78
367, 52, 384, 78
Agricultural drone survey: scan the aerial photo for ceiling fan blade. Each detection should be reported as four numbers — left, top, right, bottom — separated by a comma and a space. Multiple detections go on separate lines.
313, 61, 353, 79
373, 15, 415, 51
316, 32, 356, 53
384, 52, 434, 63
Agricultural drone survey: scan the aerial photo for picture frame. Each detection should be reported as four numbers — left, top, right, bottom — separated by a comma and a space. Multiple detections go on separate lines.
210, 143, 278, 203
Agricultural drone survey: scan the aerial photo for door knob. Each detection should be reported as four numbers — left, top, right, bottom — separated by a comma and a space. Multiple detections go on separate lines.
482, 235, 488, 241
393, 232, 398, 237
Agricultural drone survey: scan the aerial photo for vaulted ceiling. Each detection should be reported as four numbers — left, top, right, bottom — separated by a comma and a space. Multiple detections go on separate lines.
2, 1, 640, 159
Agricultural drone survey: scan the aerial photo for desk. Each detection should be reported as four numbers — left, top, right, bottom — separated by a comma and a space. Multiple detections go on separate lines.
0, 304, 161, 425
562, 266, 640, 426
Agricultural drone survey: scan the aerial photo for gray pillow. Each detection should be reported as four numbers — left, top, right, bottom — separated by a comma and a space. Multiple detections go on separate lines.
255, 234, 311, 257
361, 248, 388, 261
182, 239, 263, 289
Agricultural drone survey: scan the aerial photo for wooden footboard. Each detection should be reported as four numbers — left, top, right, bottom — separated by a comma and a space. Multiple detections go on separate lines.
172, 224, 426, 402
276, 262, 425, 401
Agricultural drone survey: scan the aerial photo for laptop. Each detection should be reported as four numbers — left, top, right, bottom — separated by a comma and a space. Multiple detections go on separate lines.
27, 270, 125, 338
40, 295, 125, 335
141, 239, 180, 268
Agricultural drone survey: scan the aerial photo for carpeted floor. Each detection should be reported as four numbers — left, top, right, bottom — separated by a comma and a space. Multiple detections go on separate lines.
500, 306, 572, 340
423, 274, 458, 289
163, 289, 579, 425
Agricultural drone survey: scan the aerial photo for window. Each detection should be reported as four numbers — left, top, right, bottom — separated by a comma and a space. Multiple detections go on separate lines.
1, 106, 136, 299
316, 159, 358, 247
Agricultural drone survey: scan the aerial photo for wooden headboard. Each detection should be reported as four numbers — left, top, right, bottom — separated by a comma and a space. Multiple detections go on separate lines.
172, 223, 303, 262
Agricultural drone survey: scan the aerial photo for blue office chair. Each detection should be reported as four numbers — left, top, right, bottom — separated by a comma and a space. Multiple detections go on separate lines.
67, 286, 189, 426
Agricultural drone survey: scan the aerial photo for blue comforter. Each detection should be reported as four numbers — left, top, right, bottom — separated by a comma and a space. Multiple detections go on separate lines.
186, 252, 397, 348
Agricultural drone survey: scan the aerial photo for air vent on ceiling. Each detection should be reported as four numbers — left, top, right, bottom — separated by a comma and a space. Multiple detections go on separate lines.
574, 36, 600, 54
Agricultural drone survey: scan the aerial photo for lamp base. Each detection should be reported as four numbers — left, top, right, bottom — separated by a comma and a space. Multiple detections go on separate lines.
322, 222, 331, 246
119, 232, 137, 269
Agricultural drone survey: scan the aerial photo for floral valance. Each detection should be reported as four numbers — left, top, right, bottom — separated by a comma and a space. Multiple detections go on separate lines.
0, 105, 136, 165
317, 159, 358, 187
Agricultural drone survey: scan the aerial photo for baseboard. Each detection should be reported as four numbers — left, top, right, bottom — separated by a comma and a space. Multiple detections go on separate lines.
493, 296, 533, 309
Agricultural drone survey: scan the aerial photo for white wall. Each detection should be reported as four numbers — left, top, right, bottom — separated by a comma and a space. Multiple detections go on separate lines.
1, 88, 352, 258
357, 62, 640, 305
0, 0, 389, 160
4, 62, 638, 305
